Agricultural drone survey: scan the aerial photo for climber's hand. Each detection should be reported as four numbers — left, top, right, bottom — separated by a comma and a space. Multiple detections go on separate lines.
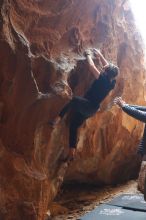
84, 49, 92, 57
93, 48, 102, 58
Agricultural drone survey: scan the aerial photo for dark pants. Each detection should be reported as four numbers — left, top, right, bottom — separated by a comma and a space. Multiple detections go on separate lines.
59, 96, 99, 148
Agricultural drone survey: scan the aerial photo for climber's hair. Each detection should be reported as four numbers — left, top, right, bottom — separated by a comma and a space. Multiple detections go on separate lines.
103, 63, 119, 79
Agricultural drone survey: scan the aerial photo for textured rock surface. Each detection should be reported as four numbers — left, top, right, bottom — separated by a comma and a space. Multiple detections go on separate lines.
0, 0, 146, 219
138, 161, 146, 193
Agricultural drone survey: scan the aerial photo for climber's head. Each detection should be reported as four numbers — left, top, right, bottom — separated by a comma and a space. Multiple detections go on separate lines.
103, 63, 119, 80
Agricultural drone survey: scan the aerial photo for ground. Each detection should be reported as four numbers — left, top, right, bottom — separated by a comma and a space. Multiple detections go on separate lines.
50, 180, 140, 220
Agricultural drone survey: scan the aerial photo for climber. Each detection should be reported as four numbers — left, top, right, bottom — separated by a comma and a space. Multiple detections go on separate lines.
53, 49, 119, 161
114, 97, 146, 157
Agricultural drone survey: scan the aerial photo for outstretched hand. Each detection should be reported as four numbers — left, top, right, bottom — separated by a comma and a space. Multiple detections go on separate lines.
114, 97, 126, 108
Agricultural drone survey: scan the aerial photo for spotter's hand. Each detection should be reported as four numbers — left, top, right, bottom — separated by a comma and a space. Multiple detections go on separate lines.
114, 97, 126, 108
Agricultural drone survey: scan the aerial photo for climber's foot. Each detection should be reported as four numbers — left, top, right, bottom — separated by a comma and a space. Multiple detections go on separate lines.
48, 120, 56, 127
68, 148, 76, 161
59, 148, 76, 163
48, 116, 61, 128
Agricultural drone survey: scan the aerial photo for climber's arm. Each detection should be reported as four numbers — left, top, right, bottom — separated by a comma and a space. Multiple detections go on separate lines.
93, 49, 109, 67
86, 54, 100, 79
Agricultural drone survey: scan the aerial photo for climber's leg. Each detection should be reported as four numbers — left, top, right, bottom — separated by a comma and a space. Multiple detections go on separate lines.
49, 101, 72, 126
68, 112, 86, 160
59, 96, 98, 118
49, 96, 94, 127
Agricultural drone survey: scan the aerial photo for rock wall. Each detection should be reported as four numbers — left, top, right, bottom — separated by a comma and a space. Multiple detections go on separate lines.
0, 0, 146, 219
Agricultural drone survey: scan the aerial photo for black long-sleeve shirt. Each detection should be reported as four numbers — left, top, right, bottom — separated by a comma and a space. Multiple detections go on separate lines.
122, 104, 146, 123
84, 74, 116, 107
130, 105, 146, 111
122, 104, 146, 156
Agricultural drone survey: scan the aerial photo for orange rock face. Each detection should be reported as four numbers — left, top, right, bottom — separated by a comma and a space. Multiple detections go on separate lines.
0, 0, 146, 219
